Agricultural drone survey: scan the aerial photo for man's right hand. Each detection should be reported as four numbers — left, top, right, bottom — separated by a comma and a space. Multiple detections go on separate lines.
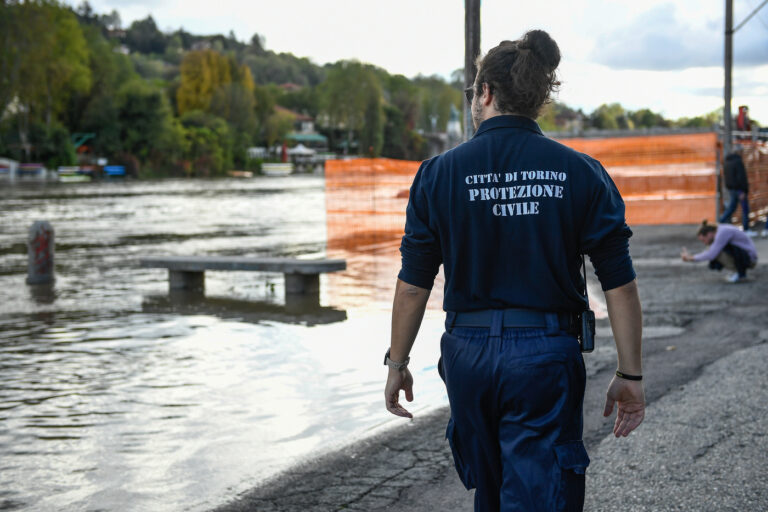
603, 376, 645, 437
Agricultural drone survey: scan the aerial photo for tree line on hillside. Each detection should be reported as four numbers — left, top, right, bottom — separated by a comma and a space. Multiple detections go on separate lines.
0, 1, 727, 177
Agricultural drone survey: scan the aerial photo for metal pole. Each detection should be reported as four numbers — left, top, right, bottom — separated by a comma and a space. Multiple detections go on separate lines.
724, 0, 733, 158
464, 0, 480, 141
715, 145, 723, 220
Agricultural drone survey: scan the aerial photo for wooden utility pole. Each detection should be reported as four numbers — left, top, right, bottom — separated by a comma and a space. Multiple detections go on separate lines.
464, 0, 480, 141
724, 0, 733, 158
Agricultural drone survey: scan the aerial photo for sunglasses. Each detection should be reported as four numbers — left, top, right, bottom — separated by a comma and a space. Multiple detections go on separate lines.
464, 83, 490, 103
464, 86, 475, 103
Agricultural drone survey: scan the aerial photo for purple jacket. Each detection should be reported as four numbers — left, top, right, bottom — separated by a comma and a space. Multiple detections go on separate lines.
693, 224, 758, 262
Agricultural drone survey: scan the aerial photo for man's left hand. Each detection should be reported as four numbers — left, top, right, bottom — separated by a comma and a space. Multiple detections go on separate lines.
603, 376, 645, 437
385, 367, 414, 418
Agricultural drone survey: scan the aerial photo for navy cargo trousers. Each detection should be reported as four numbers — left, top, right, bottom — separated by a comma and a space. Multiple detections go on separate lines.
439, 312, 589, 511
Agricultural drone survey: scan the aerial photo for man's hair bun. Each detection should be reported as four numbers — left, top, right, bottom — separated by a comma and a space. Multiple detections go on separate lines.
520, 30, 560, 72
475, 29, 561, 118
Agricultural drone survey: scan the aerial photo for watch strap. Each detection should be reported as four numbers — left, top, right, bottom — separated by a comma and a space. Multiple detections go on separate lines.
384, 348, 410, 370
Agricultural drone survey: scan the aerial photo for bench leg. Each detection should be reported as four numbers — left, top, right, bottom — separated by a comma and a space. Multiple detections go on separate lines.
284, 273, 319, 296
169, 270, 205, 293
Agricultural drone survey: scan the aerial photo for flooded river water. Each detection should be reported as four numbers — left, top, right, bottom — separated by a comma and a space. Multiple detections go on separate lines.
0, 177, 448, 511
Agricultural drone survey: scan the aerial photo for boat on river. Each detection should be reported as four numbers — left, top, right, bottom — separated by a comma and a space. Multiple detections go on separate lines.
261, 163, 294, 177
57, 166, 91, 182
227, 170, 254, 178
6, 163, 55, 181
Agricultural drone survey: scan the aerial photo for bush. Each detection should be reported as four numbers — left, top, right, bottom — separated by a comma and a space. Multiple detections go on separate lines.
245, 157, 262, 172
27, 121, 77, 169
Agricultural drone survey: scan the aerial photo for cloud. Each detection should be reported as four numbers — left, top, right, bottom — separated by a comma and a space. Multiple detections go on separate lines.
690, 86, 722, 97
591, 3, 768, 70
690, 80, 767, 98
96, 0, 165, 7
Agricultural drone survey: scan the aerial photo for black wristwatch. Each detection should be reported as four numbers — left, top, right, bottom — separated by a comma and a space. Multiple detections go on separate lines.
383, 348, 410, 370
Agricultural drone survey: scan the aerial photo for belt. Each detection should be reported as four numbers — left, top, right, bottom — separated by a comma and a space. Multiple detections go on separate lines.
446, 308, 577, 337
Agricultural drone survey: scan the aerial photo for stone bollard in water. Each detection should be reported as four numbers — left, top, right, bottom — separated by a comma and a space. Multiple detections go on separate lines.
27, 221, 55, 284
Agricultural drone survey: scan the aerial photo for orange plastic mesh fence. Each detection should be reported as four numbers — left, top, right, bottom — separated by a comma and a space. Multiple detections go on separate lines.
325, 134, 768, 250
561, 133, 717, 167
325, 158, 418, 251
736, 140, 768, 223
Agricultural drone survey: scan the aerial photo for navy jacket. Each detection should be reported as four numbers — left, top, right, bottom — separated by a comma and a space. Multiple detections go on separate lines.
398, 115, 635, 313
723, 152, 748, 192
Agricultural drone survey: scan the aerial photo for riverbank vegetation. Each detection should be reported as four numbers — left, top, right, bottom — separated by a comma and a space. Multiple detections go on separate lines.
0, 1, 725, 177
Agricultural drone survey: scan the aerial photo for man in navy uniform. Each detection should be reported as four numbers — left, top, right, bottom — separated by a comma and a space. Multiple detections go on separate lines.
383, 30, 645, 511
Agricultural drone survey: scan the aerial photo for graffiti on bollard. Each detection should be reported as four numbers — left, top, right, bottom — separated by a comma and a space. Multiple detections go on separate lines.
27, 221, 55, 284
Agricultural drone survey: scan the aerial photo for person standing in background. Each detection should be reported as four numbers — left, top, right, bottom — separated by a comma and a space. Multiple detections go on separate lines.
719, 150, 756, 236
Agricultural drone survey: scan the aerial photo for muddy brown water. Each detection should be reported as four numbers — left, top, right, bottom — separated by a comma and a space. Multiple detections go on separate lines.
0, 178, 448, 511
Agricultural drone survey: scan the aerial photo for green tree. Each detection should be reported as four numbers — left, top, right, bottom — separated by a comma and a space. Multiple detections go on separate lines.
252, 83, 279, 145
79, 93, 121, 157
590, 103, 631, 130
382, 104, 408, 159
130, 53, 166, 80
537, 102, 583, 132
264, 110, 295, 148
163, 33, 184, 65
248, 33, 266, 55
30, 120, 77, 168
99, 9, 121, 30
210, 83, 256, 166
537, 103, 559, 132
674, 108, 721, 128
210, 84, 255, 131
0, 2, 19, 117
630, 108, 669, 129
320, 61, 383, 154
177, 50, 231, 114
412, 75, 462, 133
6, 1, 92, 159
117, 80, 174, 166
74, 1, 97, 25
361, 89, 383, 156
385, 74, 420, 129
66, 23, 138, 158
125, 15, 166, 54
380, 74, 424, 159
176, 50, 253, 116
277, 86, 319, 117
244, 51, 325, 87
180, 110, 232, 176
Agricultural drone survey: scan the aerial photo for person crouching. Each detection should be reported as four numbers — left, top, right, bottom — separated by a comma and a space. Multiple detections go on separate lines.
681, 220, 758, 282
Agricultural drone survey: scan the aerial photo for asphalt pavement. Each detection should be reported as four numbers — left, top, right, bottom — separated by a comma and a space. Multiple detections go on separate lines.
214, 225, 768, 511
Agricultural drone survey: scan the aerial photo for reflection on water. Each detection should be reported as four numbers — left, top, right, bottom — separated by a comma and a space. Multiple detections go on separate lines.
0, 178, 448, 511
142, 293, 348, 326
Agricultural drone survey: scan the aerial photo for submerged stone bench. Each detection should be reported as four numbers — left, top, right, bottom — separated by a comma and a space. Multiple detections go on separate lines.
139, 256, 346, 297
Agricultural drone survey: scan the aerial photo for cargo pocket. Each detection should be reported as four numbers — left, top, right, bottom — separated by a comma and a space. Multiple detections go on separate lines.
445, 418, 474, 490
553, 440, 590, 511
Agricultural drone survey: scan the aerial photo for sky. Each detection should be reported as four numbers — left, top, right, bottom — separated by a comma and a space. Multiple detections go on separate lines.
73, 0, 768, 122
